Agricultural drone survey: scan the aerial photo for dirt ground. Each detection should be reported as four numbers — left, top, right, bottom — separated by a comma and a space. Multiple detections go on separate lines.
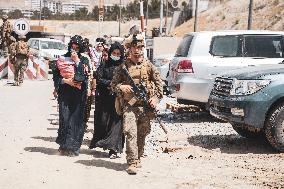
0, 79, 283, 189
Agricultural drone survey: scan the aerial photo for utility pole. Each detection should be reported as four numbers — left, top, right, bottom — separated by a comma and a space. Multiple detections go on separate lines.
146, 0, 149, 35
98, 0, 104, 37
165, 0, 168, 28
140, 0, 144, 32
159, 0, 163, 36
119, 0, 122, 36
39, 0, 42, 26
193, 0, 198, 32
248, 0, 253, 30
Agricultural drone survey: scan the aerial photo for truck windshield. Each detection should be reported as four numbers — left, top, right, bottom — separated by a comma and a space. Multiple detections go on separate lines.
243, 35, 284, 58
41, 41, 65, 50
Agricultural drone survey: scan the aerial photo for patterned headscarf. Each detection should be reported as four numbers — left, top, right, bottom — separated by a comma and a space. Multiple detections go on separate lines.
65, 35, 84, 57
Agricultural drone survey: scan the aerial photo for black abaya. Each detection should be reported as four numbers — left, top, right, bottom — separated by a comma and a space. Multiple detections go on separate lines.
89, 43, 125, 153
53, 56, 89, 155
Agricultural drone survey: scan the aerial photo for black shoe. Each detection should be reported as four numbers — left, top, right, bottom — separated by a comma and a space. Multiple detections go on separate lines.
108, 149, 118, 159
58, 148, 68, 156
67, 150, 79, 157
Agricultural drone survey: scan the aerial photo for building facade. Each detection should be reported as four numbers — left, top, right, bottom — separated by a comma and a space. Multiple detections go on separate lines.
61, 1, 89, 14
43, 0, 62, 14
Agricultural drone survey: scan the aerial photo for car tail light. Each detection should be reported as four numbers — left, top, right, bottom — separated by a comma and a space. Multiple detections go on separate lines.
175, 84, 180, 91
177, 60, 194, 73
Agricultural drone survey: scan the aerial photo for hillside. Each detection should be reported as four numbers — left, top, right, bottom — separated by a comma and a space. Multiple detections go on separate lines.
173, 0, 284, 36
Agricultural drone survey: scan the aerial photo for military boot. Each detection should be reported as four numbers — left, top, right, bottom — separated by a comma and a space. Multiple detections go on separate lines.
136, 159, 142, 168
126, 163, 137, 175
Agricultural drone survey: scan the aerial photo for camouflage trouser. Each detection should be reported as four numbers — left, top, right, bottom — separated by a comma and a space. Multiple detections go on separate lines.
1, 32, 11, 51
123, 105, 151, 165
14, 57, 27, 83
84, 94, 94, 123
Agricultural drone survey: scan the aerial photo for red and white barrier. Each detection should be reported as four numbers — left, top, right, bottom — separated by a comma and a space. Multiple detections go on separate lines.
0, 57, 8, 79
0, 55, 48, 80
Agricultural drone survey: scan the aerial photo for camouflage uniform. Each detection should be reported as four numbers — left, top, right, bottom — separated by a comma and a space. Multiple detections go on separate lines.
8, 36, 17, 61
13, 37, 29, 86
111, 58, 163, 168
0, 15, 13, 55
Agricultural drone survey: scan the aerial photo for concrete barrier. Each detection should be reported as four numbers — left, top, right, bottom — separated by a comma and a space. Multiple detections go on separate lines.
0, 56, 48, 80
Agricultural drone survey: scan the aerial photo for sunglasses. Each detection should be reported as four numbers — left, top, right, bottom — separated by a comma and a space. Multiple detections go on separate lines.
132, 45, 144, 49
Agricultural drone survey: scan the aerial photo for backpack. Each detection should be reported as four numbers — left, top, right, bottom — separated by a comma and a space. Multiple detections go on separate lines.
16, 41, 28, 55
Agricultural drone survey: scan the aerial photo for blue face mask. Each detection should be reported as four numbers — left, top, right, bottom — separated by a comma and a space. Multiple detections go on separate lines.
110, 54, 120, 61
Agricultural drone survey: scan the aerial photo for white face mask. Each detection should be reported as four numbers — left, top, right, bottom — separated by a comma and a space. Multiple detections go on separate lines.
110, 54, 120, 61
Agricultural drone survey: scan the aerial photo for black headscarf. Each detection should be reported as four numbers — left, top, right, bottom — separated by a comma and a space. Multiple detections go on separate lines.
107, 42, 125, 66
65, 35, 84, 57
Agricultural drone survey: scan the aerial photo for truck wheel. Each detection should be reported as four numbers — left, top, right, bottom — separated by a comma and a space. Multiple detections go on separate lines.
231, 123, 263, 139
264, 103, 284, 152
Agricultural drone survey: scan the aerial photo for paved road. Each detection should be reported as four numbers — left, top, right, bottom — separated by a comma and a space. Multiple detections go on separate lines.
0, 79, 185, 189
0, 79, 283, 189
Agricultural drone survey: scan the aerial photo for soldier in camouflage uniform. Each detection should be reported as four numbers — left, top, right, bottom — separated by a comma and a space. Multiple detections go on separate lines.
13, 35, 29, 86
111, 34, 163, 175
8, 36, 17, 61
0, 15, 13, 56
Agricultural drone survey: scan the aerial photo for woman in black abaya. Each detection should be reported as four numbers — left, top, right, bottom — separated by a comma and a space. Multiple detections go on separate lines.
89, 42, 125, 158
53, 35, 90, 156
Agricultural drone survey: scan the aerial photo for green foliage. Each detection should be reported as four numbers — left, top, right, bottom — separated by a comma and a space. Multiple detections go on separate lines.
8, 9, 23, 19
5, 0, 176, 21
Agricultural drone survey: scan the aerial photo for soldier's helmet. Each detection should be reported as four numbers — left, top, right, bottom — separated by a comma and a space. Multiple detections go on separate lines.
124, 33, 145, 48
18, 35, 26, 39
2, 15, 8, 20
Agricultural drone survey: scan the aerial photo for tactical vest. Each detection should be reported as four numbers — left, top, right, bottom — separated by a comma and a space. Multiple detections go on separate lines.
16, 41, 28, 55
123, 59, 155, 103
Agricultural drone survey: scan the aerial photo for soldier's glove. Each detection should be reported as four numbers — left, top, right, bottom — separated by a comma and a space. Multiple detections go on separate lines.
149, 97, 159, 109
119, 85, 133, 94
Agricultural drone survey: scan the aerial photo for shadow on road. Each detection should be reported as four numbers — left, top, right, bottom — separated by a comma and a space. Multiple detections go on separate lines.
47, 127, 58, 131
24, 147, 108, 157
160, 111, 224, 124
31, 136, 91, 146
24, 147, 59, 156
187, 134, 275, 154
75, 159, 126, 172
32, 136, 56, 142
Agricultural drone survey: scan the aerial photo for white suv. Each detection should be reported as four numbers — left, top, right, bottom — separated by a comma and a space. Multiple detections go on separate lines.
167, 30, 284, 109
28, 38, 67, 61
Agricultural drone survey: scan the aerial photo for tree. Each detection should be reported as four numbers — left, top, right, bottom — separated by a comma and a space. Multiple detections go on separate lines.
0, 10, 4, 18
104, 4, 120, 21
42, 7, 52, 19
89, 6, 99, 21
74, 7, 88, 20
8, 9, 23, 19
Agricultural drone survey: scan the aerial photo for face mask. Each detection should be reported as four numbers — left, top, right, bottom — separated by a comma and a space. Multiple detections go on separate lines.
110, 54, 120, 61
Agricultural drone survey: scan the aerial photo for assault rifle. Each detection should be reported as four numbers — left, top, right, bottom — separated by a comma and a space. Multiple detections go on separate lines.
121, 66, 169, 138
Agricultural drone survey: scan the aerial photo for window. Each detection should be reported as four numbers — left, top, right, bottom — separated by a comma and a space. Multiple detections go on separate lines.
243, 35, 283, 58
40, 41, 65, 50
210, 35, 241, 57
175, 35, 193, 57
31, 40, 39, 50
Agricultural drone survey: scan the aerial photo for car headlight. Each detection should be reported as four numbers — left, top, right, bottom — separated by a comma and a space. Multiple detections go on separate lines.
230, 79, 270, 95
